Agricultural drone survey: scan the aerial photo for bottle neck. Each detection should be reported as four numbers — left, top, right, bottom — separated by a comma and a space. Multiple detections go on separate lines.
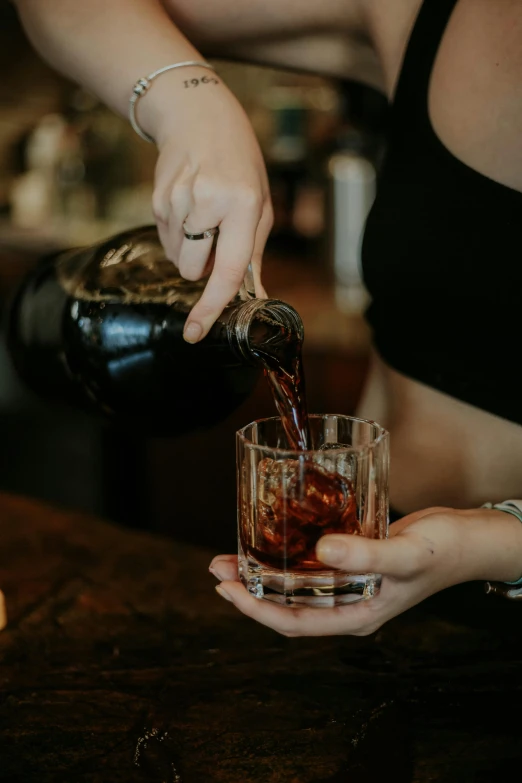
226, 298, 304, 364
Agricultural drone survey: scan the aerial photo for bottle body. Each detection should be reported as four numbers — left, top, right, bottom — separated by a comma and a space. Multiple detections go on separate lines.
7, 226, 259, 436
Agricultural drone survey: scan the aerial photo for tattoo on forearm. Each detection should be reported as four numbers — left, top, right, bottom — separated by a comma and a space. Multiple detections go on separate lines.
183, 76, 220, 89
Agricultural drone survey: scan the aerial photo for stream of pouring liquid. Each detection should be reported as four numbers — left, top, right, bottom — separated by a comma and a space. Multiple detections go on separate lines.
250, 324, 310, 451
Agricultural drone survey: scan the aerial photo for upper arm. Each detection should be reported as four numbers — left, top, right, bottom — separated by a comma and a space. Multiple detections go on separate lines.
161, 0, 368, 44
161, 0, 385, 89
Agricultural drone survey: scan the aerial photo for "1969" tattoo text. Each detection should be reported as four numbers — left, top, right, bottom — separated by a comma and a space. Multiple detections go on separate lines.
183, 76, 220, 88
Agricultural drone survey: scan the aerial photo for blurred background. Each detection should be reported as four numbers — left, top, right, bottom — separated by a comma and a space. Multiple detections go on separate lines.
0, 1, 388, 550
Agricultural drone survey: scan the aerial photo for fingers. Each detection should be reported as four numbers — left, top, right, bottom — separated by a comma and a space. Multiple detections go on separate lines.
210, 554, 238, 568
216, 580, 376, 637
153, 164, 190, 267
208, 556, 377, 638
316, 507, 459, 581
183, 196, 262, 341
176, 186, 223, 281
210, 510, 464, 638
316, 531, 434, 581
153, 145, 271, 339
209, 555, 239, 582
177, 229, 219, 283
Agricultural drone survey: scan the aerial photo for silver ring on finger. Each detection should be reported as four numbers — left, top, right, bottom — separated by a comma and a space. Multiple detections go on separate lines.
182, 222, 220, 241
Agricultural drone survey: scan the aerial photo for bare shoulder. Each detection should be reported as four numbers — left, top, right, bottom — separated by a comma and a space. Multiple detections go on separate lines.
429, 0, 522, 192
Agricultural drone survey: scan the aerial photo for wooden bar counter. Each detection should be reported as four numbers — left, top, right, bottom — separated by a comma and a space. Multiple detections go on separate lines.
1, 492, 522, 782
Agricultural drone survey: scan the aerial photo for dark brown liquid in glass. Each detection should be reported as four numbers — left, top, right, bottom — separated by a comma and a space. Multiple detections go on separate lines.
245, 315, 360, 572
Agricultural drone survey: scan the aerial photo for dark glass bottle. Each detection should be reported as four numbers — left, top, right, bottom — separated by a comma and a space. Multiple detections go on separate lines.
6, 225, 300, 437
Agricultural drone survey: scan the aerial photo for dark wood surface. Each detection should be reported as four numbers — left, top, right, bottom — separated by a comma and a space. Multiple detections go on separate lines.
1, 493, 522, 783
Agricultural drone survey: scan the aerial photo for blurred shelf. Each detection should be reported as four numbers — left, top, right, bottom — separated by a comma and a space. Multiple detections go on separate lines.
262, 253, 371, 355
0, 217, 132, 254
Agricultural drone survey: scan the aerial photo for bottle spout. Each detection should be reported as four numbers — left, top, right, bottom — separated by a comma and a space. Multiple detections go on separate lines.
226, 298, 304, 364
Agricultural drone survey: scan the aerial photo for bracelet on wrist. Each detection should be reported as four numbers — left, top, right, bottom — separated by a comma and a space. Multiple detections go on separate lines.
482, 500, 522, 600
129, 60, 217, 143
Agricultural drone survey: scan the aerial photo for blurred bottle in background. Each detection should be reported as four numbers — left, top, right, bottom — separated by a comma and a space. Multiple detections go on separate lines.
326, 83, 386, 313
267, 86, 309, 164
8, 89, 153, 245
258, 76, 386, 269
263, 85, 323, 255
328, 132, 376, 314
9, 113, 66, 230
246, 77, 341, 258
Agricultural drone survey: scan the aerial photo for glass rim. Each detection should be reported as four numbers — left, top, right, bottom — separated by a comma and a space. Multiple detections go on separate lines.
236, 414, 389, 456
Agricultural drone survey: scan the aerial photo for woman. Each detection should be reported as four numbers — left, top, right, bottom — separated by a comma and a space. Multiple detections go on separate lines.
14, 0, 522, 636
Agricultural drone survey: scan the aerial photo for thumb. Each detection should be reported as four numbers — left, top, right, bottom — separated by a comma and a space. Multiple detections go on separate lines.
316, 533, 427, 580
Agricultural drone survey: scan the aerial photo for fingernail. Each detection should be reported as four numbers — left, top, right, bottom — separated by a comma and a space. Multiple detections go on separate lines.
183, 321, 202, 343
209, 566, 218, 579
215, 585, 233, 603
317, 536, 347, 566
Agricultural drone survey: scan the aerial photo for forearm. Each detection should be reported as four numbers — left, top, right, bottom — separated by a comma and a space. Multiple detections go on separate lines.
164, 0, 384, 89
14, 0, 210, 140
222, 36, 384, 89
457, 507, 522, 584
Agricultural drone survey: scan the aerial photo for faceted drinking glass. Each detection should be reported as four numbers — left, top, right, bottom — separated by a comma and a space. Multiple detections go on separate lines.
237, 415, 389, 607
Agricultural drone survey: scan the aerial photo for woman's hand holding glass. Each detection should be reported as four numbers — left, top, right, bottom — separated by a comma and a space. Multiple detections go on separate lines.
210, 506, 522, 636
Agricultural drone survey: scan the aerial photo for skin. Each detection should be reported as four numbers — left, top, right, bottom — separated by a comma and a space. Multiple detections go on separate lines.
13, 0, 522, 635
209, 506, 522, 637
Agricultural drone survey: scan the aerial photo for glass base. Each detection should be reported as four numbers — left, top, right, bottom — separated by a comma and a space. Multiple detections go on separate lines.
238, 552, 381, 607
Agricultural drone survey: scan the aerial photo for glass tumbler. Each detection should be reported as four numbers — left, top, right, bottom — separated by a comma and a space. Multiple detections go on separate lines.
237, 415, 389, 607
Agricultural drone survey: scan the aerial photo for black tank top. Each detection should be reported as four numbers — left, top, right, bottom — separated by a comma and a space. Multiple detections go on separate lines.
362, 0, 522, 425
